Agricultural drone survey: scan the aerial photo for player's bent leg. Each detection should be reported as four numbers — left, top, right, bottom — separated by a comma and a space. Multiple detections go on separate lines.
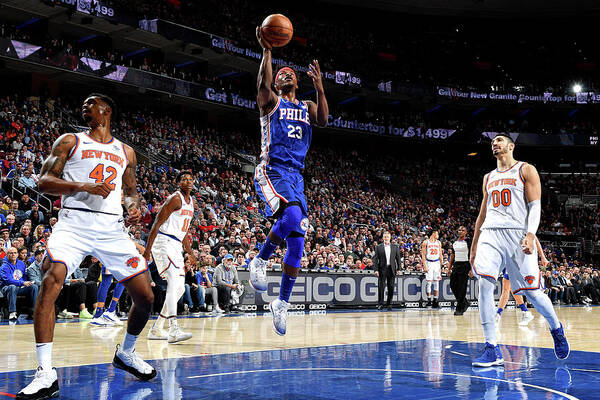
270, 233, 303, 336
18, 259, 66, 400
168, 280, 192, 344
113, 271, 156, 381
519, 288, 569, 359
251, 205, 303, 292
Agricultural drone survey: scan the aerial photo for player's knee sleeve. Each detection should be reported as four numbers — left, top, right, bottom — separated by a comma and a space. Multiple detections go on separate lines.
426, 281, 432, 294
432, 281, 439, 292
272, 205, 303, 240
283, 235, 304, 268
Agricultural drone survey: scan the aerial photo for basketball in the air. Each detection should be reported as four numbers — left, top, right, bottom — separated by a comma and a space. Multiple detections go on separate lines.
260, 14, 293, 47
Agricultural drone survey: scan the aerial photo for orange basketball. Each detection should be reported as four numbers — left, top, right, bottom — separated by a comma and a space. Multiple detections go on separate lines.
261, 14, 293, 48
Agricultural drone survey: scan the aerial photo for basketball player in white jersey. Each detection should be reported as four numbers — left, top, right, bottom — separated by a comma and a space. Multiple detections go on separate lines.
18, 94, 156, 400
470, 133, 569, 367
143, 171, 196, 344
421, 230, 442, 308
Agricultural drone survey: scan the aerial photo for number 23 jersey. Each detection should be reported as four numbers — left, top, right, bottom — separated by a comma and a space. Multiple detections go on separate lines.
259, 96, 312, 170
481, 161, 528, 231
61, 131, 129, 216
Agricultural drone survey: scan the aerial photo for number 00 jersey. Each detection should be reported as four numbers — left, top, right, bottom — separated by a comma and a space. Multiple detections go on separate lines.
158, 191, 194, 241
61, 131, 128, 216
481, 161, 528, 231
259, 96, 312, 170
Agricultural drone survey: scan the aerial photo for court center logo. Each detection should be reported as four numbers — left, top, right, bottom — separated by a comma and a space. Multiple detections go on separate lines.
127, 256, 140, 269
300, 217, 309, 232
524, 275, 535, 285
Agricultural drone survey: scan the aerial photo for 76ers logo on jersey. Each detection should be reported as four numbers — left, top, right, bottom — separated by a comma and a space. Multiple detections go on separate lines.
300, 218, 310, 232
524, 275, 536, 285
127, 256, 140, 270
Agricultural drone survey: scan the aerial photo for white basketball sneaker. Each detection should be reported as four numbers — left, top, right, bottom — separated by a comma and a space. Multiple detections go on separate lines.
103, 311, 124, 326
518, 310, 534, 326
147, 327, 168, 340
269, 298, 289, 336
249, 257, 268, 292
167, 325, 193, 344
90, 313, 114, 327
112, 345, 156, 380
17, 367, 59, 399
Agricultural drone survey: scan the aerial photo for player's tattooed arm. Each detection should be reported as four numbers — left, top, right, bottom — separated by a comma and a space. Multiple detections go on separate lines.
39, 134, 111, 197
122, 145, 141, 221
256, 26, 278, 115
307, 60, 329, 127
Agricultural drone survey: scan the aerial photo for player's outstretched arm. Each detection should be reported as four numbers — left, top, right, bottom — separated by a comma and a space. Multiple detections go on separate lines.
256, 27, 278, 114
307, 60, 329, 127
142, 194, 182, 261
38, 133, 111, 197
470, 174, 489, 266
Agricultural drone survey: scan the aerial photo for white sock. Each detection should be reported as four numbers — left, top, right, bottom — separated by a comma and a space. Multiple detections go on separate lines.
168, 318, 178, 329
121, 332, 138, 354
525, 288, 561, 330
153, 314, 166, 330
478, 277, 497, 346
36, 342, 53, 371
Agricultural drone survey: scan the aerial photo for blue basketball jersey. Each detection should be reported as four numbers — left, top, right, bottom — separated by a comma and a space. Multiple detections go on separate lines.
259, 97, 312, 170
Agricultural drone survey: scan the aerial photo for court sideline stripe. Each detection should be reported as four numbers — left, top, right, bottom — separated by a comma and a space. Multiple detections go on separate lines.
186, 367, 579, 400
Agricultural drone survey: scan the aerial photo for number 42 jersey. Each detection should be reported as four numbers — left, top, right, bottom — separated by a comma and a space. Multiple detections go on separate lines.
259, 96, 312, 170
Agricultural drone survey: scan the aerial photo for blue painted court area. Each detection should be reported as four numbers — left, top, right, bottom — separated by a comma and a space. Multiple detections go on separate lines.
0, 339, 597, 399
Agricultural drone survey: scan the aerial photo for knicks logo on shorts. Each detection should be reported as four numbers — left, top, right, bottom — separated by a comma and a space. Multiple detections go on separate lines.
127, 256, 140, 269
300, 217, 309, 232
524, 275, 535, 285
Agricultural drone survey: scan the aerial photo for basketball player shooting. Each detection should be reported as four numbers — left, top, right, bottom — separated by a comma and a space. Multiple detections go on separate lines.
248, 26, 329, 335
18, 94, 156, 400
469, 133, 569, 367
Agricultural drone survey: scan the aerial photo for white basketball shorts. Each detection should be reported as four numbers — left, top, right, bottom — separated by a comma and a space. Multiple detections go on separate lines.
152, 233, 185, 282
47, 209, 147, 283
473, 228, 543, 294
425, 260, 441, 281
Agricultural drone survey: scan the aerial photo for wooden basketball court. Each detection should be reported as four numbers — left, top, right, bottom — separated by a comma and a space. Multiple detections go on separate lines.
1, 306, 597, 399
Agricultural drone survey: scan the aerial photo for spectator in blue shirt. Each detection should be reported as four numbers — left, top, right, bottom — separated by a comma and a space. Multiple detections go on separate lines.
0, 247, 38, 320
195, 262, 222, 313
26, 248, 45, 289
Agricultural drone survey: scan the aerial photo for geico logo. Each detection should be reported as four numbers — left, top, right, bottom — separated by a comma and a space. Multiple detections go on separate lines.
298, 304, 306, 310
471, 301, 479, 306
405, 302, 420, 307
288, 311, 304, 316
242, 313, 258, 318
440, 302, 451, 307
263, 305, 270, 311
309, 310, 327, 316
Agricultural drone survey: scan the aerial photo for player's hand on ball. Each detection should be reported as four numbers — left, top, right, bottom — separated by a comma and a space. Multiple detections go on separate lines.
84, 182, 112, 198
307, 60, 323, 91
256, 26, 272, 50
521, 233, 535, 255
128, 206, 141, 224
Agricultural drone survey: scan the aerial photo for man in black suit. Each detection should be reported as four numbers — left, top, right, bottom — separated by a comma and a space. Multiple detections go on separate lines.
372, 232, 403, 311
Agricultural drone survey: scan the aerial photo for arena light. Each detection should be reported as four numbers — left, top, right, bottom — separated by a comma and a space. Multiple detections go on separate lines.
572, 84, 582, 93
468, 152, 478, 156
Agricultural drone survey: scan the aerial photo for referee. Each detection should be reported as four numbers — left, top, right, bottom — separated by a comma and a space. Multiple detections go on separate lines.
448, 226, 471, 316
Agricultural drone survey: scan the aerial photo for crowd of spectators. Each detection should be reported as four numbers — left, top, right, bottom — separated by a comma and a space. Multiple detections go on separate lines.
0, 91, 598, 318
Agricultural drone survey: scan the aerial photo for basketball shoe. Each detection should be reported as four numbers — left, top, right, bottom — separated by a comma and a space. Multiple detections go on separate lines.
147, 327, 168, 340
167, 325, 192, 344
518, 310, 534, 326
112, 344, 156, 380
550, 323, 570, 360
249, 257, 268, 292
472, 343, 504, 367
103, 311, 124, 326
16, 367, 59, 400
269, 298, 289, 336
